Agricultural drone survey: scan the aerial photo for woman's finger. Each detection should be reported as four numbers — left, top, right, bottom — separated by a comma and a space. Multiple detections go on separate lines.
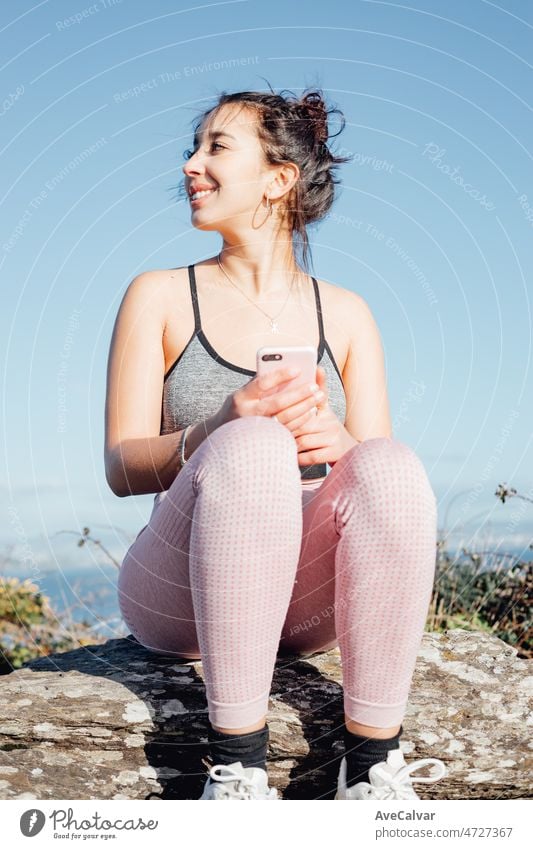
256, 366, 300, 396
283, 405, 322, 432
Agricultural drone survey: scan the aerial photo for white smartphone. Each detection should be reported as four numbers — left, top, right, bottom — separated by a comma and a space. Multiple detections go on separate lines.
256, 345, 317, 397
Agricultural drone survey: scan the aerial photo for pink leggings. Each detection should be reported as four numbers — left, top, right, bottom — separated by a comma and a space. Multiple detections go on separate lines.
118, 416, 437, 730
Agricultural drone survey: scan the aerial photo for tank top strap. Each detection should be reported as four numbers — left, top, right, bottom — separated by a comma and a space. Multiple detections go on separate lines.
188, 264, 202, 333
311, 276, 326, 347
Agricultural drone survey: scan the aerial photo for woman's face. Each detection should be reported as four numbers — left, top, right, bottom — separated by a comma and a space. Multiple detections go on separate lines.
182, 103, 277, 234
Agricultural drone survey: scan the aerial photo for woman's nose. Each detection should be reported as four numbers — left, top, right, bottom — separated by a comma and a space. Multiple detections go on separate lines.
182, 152, 204, 176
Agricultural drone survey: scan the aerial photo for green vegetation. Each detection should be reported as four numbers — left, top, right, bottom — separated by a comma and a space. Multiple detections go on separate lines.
0, 575, 104, 674
426, 548, 531, 658
426, 481, 532, 659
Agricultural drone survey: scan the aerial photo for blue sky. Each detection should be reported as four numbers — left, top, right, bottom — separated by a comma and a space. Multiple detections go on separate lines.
1, 0, 532, 578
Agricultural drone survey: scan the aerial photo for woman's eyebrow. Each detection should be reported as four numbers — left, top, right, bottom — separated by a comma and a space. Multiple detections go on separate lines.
193, 130, 237, 145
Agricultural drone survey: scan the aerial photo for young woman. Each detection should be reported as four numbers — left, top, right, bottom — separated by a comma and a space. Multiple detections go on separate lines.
105, 85, 447, 800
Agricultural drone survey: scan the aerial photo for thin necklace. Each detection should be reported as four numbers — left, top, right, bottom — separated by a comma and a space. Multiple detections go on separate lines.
216, 253, 301, 334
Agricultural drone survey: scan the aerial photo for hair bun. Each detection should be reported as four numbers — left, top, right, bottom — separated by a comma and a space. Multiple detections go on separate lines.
298, 91, 329, 144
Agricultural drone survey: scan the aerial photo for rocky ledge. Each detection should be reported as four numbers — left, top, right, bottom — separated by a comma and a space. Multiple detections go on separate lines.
0, 629, 530, 800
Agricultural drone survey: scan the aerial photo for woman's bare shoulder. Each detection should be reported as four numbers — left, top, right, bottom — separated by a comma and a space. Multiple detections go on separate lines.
137, 266, 190, 303
315, 276, 365, 320
145, 265, 190, 286
316, 275, 362, 301
315, 277, 374, 357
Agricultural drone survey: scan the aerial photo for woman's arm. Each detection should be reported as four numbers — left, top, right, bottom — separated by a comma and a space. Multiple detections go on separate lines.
341, 290, 393, 442
108, 416, 221, 497
104, 272, 223, 497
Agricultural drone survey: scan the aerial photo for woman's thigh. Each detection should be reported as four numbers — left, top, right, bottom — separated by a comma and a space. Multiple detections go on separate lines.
119, 469, 343, 661
117, 415, 303, 661
117, 457, 201, 660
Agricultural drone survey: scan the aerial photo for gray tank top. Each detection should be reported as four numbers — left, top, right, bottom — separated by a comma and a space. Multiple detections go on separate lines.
155, 264, 346, 506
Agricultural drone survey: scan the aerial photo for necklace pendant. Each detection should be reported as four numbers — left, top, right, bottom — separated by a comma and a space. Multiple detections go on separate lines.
270, 320, 279, 333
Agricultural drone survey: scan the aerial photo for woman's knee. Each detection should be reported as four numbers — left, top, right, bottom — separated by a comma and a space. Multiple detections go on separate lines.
340, 437, 437, 508
193, 415, 299, 476
344, 436, 427, 476
388, 439, 437, 508
217, 414, 295, 444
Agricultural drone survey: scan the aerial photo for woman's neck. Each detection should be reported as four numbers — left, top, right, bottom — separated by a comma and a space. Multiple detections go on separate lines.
215, 239, 304, 297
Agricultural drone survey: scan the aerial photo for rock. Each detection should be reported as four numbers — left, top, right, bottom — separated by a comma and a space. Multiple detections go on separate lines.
0, 629, 530, 799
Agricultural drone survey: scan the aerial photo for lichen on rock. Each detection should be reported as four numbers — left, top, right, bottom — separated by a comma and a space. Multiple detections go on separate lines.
0, 629, 530, 800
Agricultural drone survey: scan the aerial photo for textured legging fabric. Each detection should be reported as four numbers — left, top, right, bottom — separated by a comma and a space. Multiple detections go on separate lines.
118, 416, 438, 730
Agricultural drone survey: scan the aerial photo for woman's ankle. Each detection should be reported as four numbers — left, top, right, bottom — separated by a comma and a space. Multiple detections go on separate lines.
206, 722, 270, 771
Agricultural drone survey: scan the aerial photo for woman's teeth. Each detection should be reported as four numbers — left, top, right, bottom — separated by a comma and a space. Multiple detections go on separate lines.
190, 188, 216, 201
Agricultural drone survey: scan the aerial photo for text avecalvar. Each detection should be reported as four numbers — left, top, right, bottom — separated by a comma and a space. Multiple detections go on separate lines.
375, 811, 436, 820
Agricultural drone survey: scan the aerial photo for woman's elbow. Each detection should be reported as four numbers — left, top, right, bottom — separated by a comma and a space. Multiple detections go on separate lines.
105, 453, 127, 497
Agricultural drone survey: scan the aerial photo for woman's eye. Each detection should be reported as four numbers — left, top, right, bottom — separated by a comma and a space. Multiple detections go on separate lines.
185, 141, 225, 159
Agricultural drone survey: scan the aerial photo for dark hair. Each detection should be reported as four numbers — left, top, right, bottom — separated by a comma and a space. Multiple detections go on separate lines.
175, 80, 353, 274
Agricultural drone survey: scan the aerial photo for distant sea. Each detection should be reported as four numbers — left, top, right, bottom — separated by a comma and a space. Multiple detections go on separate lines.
28, 566, 126, 640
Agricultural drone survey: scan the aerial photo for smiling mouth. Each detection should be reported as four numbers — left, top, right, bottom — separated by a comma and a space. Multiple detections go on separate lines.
190, 188, 217, 203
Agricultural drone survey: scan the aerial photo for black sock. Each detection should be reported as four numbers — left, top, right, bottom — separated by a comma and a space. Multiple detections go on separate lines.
206, 722, 269, 772
343, 724, 403, 787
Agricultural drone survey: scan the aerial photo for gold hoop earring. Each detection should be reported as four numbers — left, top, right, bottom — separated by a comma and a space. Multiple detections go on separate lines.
264, 195, 273, 216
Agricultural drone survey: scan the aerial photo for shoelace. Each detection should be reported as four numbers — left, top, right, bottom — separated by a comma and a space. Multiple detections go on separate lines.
206, 763, 276, 800
362, 757, 447, 800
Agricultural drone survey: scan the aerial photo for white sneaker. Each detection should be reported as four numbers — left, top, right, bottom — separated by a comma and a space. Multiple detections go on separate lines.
335, 747, 447, 799
199, 760, 279, 800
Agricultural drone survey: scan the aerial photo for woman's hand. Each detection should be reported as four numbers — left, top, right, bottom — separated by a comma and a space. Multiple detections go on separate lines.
291, 366, 358, 466
216, 365, 323, 430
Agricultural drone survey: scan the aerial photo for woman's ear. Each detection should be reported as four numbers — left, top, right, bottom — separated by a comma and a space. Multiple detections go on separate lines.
269, 161, 300, 201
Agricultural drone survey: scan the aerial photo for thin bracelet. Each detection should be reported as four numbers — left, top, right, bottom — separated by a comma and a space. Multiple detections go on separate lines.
178, 424, 193, 469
